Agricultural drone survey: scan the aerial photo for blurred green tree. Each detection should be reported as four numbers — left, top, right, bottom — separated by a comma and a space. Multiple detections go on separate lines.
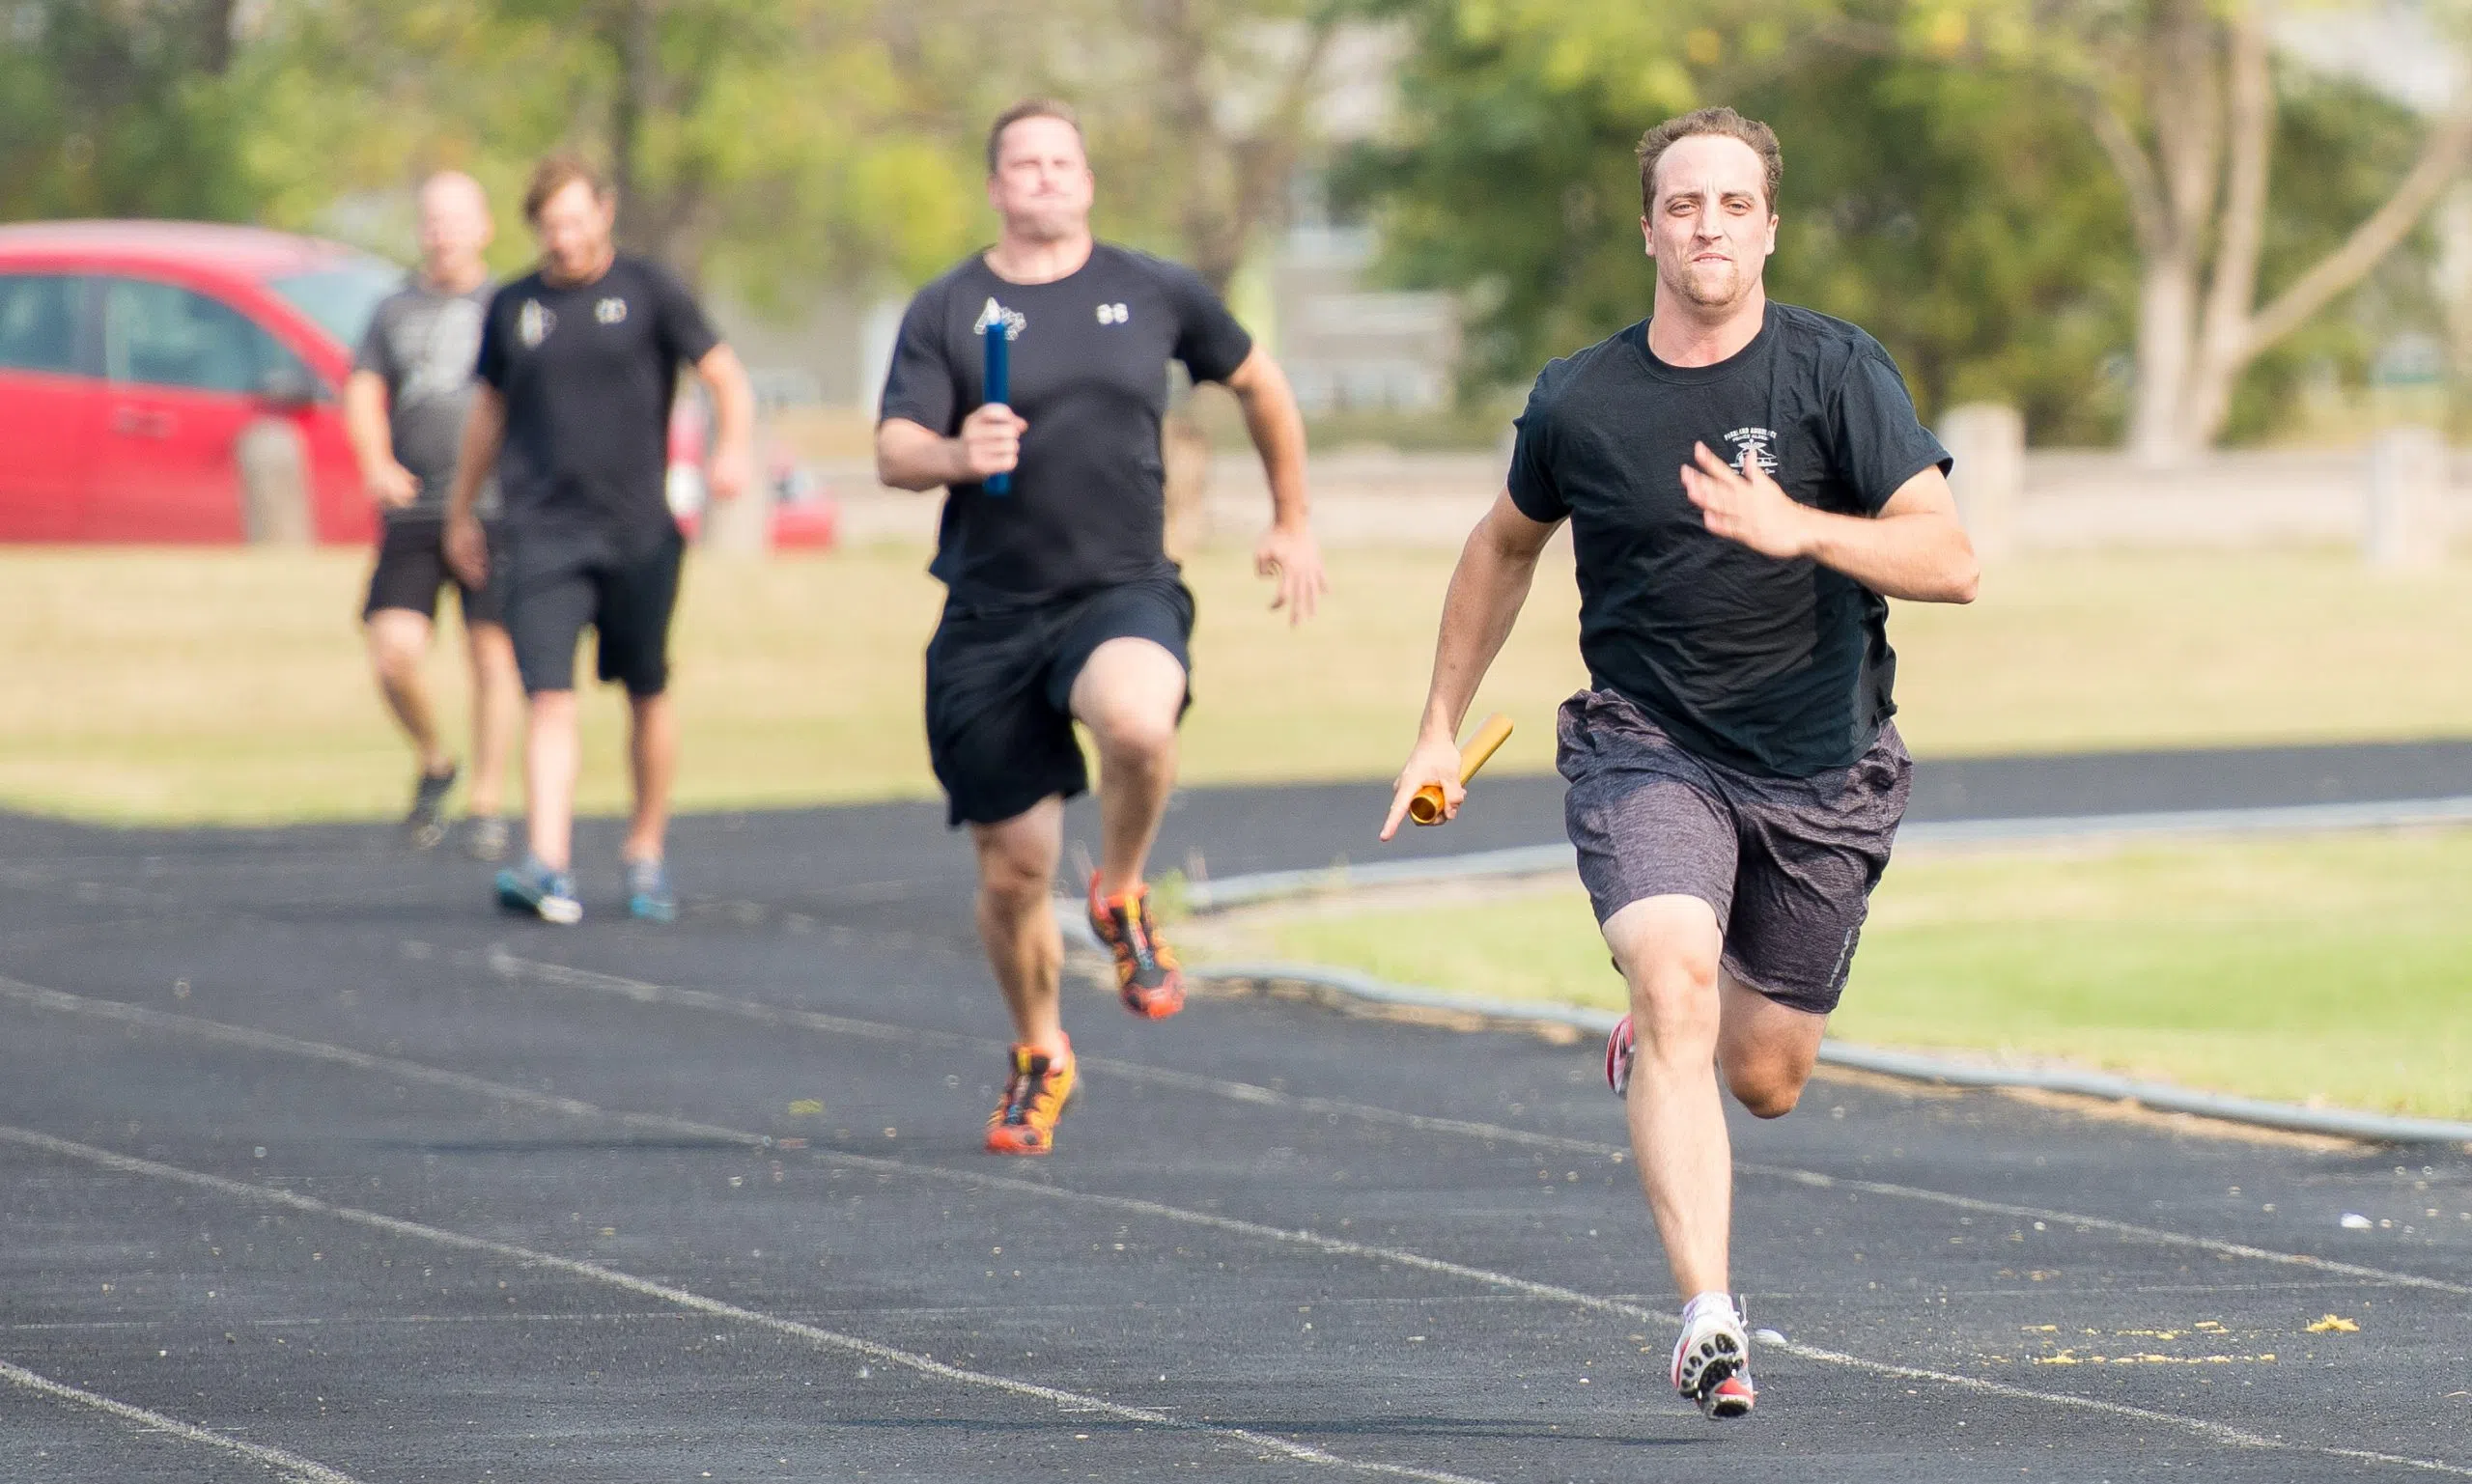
0, 1, 258, 221
1349, 0, 2463, 450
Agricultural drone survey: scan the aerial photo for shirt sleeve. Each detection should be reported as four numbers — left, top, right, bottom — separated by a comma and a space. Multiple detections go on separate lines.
1503, 362, 1569, 523
352, 296, 397, 383
876, 282, 958, 434
474, 288, 511, 391
646, 264, 721, 368
1833, 341, 1952, 514
1158, 260, 1254, 385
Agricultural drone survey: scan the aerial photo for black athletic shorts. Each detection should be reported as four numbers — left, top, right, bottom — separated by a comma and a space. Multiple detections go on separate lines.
1558, 687, 1912, 1017
363, 518, 505, 626
501, 530, 686, 697
925, 572, 1194, 827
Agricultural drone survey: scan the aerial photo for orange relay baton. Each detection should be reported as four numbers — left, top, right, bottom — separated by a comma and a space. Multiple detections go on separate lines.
1408, 713, 1514, 826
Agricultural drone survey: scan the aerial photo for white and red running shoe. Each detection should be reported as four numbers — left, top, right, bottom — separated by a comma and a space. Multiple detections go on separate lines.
1606, 1013, 1635, 1097
1671, 1298, 1756, 1419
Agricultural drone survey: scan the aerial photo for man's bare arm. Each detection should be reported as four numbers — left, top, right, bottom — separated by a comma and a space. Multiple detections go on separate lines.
875, 411, 1023, 492
693, 344, 757, 502
1222, 346, 1326, 623
343, 370, 416, 508
441, 384, 506, 585
1222, 348, 1308, 530
1681, 447, 1979, 603
1380, 492, 1561, 838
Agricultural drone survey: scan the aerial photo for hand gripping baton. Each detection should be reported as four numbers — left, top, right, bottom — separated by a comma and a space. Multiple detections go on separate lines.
1408, 713, 1513, 826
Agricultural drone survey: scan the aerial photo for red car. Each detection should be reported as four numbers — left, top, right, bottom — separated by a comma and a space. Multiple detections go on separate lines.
0, 220, 401, 544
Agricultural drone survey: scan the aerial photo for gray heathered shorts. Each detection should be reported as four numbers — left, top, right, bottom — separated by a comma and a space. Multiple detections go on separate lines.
1557, 688, 1912, 1016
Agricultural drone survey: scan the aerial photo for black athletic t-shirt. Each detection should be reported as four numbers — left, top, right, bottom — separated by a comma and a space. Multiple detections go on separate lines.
1508, 302, 1950, 778
878, 243, 1253, 605
475, 254, 718, 555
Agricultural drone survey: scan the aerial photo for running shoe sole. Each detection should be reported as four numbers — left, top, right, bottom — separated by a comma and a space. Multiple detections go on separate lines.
628, 893, 676, 924
1606, 1012, 1634, 1097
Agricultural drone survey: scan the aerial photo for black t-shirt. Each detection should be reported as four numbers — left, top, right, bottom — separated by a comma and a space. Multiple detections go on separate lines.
475, 254, 719, 554
878, 242, 1254, 605
1508, 303, 1950, 777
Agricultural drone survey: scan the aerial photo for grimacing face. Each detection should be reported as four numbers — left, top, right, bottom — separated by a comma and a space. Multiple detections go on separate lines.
532, 179, 616, 283
986, 115, 1095, 244
1642, 133, 1777, 313
415, 173, 492, 280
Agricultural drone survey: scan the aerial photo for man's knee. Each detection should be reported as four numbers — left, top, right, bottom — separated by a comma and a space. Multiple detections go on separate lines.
1606, 897, 1725, 1056
366, 613, 429, 680
1724, 1058, 1809, 1119
1085, 700, 1177, 764
972, 822, 1058, 911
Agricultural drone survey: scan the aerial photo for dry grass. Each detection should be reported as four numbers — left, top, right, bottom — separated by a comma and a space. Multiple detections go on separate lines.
2, 544, 2469, 824
1203, 828, 2472, 1120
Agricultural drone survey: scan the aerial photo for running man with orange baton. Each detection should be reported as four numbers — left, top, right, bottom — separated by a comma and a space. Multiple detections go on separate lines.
1383, 107, 1977, 1419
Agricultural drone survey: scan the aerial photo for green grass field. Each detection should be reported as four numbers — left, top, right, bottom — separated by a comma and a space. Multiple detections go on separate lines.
3, 544, 2471, 824
1202, 829, 2472, 1120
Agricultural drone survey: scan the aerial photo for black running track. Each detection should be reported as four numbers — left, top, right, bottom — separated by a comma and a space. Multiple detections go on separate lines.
2, 742, 2468, 1482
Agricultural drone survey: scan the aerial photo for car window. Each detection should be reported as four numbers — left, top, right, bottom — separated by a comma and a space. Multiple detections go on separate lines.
267, 259, 405, 348
101, 277, 303, 394
0, 273, 81, 376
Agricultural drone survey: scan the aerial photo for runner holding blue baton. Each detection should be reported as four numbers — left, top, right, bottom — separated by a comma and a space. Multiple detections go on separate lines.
875, 98, 1326, 1158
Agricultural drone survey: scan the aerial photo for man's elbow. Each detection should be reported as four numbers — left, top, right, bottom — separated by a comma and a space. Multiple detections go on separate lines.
1939, 543, 1980, 604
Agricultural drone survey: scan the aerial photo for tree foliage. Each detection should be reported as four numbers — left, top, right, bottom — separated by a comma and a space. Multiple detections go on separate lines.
1349, 0, 2455, 447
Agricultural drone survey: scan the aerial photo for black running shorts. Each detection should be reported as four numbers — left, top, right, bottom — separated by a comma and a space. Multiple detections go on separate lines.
501, 531, 686, 697
363, 518, 506, 627
1557, 687, 1912, 1016
925, 573, 1194, 827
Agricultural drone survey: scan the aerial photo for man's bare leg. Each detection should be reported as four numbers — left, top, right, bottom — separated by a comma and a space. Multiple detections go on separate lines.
623, 692, 677, 863
1603, 894, 1733, 1298
523, 689, 580, 871
367, 609, 450, 776
464, 621, 520, 818
970, 798, 1066, 1057
1716, 975, 1827, 1119
1067, 636, 1185, 896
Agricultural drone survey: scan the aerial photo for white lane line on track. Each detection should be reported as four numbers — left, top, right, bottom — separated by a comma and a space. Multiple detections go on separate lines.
483, 950, 2472, 1300
0, 1356, 363, 1484
8, 978, 2467, 1475
0, 973, 766, 1150
0, 1126, 1492, 1484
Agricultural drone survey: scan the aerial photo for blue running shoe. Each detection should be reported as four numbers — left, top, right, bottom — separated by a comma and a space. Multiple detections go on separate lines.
495, 855, 581, 925
625, 856, 676, 923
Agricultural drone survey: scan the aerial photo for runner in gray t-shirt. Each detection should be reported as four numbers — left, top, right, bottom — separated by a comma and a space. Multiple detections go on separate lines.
342, 171, 520, 860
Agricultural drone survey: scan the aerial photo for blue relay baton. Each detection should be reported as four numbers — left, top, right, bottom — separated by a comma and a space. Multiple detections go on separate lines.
982, 318, 1011, 496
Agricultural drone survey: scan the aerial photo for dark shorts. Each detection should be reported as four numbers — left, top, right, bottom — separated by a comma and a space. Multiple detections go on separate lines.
1558, 688, 1912, 1016
363, 518, 505, 627
502, 531, 686, 697
925, 574, 1194, 828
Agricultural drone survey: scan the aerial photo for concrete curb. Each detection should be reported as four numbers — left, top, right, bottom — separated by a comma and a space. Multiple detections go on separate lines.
1187, 959, 2472, 1149
1181, 794, 2472, 912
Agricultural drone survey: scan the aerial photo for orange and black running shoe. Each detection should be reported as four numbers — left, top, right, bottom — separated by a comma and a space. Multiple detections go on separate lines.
985, 1039, 1078, 1156
1087, 875, 1185, 1019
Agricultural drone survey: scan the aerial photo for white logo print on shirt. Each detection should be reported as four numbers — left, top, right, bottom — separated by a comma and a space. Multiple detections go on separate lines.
518, 299, 554, 348
1723, 426, 1779, 477
595, 296, 628, 325
1095, 302, 1130, 325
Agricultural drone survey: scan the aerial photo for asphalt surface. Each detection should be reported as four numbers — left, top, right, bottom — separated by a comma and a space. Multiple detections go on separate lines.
2, 742, 2469, 1481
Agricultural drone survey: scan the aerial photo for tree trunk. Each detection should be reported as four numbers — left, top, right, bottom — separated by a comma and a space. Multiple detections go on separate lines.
2181, 6, 2273, 450
2127, 251, 2202, 465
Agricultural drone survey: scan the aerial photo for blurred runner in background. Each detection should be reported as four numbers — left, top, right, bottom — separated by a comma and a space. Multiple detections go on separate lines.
443, 154, 754, 926
345, 171, 518, 858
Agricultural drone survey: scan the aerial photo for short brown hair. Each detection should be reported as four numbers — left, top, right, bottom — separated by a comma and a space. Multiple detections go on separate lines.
523, 153, 609, 223
985, 98, 1082, 174
1636, 106, 1782, 215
